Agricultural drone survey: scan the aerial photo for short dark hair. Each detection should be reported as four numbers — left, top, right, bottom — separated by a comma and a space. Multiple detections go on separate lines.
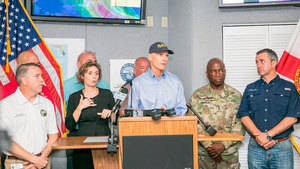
256, 48, 278, 63
206, 58, 225, 72
16, 63, 40, 84
76, 62, 102, 84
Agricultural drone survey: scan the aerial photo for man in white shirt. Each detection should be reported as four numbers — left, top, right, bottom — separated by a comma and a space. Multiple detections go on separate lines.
0, 63, 58, 169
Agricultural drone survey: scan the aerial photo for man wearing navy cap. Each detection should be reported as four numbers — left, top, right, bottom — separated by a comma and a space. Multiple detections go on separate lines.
129, 42, 187, 116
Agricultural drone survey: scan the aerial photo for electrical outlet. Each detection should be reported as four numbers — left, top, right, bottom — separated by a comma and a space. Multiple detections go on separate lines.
161, 16, 168, 28
147, 16, 154, 27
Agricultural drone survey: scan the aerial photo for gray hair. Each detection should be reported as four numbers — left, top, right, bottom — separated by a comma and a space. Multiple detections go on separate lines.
16, 63, 40, 84
256, 48, 278, 63
77, 51, 96, 62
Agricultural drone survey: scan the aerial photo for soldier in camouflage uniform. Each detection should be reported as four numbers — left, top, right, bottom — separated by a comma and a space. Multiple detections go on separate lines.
187, 58, 245, 169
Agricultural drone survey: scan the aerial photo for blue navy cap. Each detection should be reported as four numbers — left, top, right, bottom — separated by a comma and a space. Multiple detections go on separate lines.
149, 42, 174, 54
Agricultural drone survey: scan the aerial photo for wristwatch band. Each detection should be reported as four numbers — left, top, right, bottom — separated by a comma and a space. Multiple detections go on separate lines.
266, 132, 272, 140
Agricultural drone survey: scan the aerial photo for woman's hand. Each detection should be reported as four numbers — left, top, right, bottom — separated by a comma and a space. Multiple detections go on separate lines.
72, 95, 96, 122
97, 109, 112, 119
78, 94, 96, 110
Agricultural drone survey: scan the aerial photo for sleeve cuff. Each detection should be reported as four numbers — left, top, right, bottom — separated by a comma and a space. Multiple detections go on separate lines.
236, 111, 249, 118
200, 141, 213, 148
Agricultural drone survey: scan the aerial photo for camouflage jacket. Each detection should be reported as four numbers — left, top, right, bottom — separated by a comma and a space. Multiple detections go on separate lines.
187, 84, 245, 155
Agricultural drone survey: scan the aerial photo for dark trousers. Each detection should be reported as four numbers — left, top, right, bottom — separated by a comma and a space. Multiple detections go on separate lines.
1, 154, 6, 169
66, 150, 73, 169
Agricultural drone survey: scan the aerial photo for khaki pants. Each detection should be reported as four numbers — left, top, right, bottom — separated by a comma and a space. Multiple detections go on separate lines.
5, 157, 51, 169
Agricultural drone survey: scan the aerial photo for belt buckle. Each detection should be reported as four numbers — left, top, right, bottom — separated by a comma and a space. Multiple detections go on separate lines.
10, 163, 23, 169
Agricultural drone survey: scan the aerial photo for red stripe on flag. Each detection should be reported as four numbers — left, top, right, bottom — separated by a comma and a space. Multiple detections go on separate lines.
0, 83, 2, 99
2, 65, 16, 82
0, 65, 18, 100
0, 81, 18, 100
39, 63, 66, 133
276, 51, 300, 81
38, 43, 64, 96
35, 44, 66, 133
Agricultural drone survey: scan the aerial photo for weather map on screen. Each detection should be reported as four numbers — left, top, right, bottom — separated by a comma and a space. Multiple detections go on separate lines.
31, 0, 142, 20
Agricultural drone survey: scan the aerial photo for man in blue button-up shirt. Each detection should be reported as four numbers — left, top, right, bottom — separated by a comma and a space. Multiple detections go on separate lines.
237, 48, 300, 169
129, 42, 187, 116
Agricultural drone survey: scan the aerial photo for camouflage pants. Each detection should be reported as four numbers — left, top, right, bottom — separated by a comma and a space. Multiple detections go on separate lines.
198, 146, 240, 169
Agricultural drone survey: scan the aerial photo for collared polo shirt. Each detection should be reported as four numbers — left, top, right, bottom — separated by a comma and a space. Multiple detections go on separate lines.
0, 88, 58, 155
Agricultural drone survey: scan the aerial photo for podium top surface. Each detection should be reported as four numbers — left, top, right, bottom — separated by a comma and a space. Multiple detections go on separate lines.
198, 133, 244, 141
52, 136, 108, 150
118, 116, 197, 122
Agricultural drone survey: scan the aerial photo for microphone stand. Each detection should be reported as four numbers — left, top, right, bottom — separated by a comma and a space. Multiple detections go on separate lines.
107, 105, 120, 153
107, 84, 129, 153
186, 104, 217, 136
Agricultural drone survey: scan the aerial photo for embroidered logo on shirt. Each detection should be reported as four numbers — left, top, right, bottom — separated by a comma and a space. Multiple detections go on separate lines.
284, 88, 291, 91
248, 89, 257, 92
14, 113, 25, 118
40, 109, 47, 117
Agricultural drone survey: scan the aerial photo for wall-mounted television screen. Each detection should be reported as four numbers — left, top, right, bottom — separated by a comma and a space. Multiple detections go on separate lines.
220, 0, 300, 7
25, 0, 146, 24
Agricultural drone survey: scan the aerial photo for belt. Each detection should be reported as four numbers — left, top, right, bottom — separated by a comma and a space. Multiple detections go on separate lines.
6, 153, 41, 160
275, 135, 290, 143
251, 135, 289, 143
6, 156, 21, 160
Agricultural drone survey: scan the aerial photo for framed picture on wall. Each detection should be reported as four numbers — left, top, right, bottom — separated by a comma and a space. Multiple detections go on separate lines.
44, 38, 85, 80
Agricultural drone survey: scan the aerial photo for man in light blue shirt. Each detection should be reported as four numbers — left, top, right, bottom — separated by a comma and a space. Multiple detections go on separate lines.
130, 42, 187, 116
63, 51, 109, 108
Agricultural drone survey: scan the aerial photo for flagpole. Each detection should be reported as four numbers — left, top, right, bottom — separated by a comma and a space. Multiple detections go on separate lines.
4, 0, 11, 72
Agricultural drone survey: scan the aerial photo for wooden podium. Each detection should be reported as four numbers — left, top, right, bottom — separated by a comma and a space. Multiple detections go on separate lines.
52, 136, 118, 169
51, 118, 244, 169
118, 116, 198, 169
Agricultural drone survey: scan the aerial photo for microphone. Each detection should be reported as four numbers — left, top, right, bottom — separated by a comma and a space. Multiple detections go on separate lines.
186, 104, 217, 136
112, 87, 128, 114
120, 79, 133, 89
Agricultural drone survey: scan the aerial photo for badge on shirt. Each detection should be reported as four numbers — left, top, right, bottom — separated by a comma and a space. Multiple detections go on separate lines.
40, 109, 47, 117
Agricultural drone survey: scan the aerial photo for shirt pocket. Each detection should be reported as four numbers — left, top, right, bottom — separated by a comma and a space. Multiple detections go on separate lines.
272, 90, 290, 114
13, 113, 27, 130
247, 91, 260, 112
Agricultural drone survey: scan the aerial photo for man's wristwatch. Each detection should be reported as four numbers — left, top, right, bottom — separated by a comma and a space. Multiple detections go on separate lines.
266, 132, 272, 141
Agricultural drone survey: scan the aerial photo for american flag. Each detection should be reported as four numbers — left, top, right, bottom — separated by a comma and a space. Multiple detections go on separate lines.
0, 0, 66, 136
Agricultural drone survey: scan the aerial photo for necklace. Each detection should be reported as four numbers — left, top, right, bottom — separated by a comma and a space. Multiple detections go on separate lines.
83, 88, 99, 98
